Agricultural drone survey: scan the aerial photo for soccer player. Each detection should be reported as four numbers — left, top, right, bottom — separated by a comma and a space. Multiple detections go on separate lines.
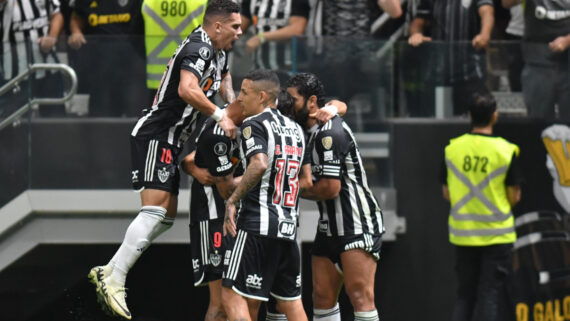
221, 70, 310, 321
287, 73, 385, 321
87, 1, 242, 319
183, 100, 245, 321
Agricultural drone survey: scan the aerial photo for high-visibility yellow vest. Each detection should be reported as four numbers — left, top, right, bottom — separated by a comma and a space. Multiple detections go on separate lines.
445, 133, 520, 246
142, 0, 207, 89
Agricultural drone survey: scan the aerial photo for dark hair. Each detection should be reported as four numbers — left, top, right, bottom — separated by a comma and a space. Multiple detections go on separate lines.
244, 69, 281, 101
277, 89, 295, 117
204, 0, 240, 25
286, 73, 326, 108
469, 92, 497, 127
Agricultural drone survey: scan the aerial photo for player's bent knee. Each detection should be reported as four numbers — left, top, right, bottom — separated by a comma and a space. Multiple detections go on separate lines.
345, 287, 375, 311
313, 290, 338, 309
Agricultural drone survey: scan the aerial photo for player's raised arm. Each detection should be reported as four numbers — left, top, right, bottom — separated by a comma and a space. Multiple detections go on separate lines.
178, 70, 236, 138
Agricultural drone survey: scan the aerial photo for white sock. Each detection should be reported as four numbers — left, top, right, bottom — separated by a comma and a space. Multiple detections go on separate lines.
108, 206, 170, 285
314, 303, 340, 321
354, 309, 379, 321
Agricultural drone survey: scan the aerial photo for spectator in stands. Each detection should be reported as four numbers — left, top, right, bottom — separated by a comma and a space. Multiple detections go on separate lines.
0, 0, 65, 117
141, 0, 207, 105
408, 0, 494, 116
306, 0, 402, 37
239, 0, 310, 82
503, 0, 569, 120
504, 3, 524, 92
67, 0, 146, 117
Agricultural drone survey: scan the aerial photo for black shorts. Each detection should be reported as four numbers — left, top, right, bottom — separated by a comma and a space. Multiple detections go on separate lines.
130, 137, 181, 195
312, 232, 382, 272
190, 218, 235, 286
222, 230, 302, 301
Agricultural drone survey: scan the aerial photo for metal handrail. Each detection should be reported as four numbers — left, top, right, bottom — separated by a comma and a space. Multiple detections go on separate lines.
0, 63, 77, 131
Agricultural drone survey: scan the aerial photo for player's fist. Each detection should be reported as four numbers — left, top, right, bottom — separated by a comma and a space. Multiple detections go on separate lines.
223, 203, 237, 237
472, 33, 490, 49
68, 32, 86, 50
218, 113, 236, 139
408, 33, 431, 47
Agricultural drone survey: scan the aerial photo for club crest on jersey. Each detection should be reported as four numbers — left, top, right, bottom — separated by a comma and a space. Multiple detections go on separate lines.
214, 142, 227, 156
210, 253, 221, 267
243, 126, 252, 139
158, 167, 170, 183
322, 136, 333, 150
199, 47, 211, 60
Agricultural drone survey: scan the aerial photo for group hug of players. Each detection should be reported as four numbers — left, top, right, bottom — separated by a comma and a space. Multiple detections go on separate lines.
87, 1, 384, 321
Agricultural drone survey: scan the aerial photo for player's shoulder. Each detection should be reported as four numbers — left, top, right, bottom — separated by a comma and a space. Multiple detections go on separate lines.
318, 116, 344, 135
183, 27, 214, 58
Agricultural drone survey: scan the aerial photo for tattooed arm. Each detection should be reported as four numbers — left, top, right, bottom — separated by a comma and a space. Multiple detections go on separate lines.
223, 153, 268, 236
219, 73, 236, 104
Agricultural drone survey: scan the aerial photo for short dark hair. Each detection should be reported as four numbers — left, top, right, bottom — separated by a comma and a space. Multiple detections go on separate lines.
244, 69, 281, 102
204, 0, 240, 25
286, 73, 326, 108
277, 89, 295, 117
469, 93, 497, 127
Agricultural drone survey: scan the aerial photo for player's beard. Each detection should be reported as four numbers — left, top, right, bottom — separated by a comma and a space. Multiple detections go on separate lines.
295, 100, 310, 129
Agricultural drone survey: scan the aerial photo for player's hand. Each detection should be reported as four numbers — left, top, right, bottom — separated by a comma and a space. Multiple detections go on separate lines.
472, 33, 490, 49
68, 32, 86, 50
408, 33, 431, 47
38, 36, 57, 53
192, 166, 215, 186
549, 36, 570, 53
310, 105, 337, 124
223, 202, 237, 237
217, 113, 236, 139
246, 36, 262, 53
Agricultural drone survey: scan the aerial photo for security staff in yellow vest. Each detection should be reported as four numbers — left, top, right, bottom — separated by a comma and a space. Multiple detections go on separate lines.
441, 93, 522, 321
142, 0, 207, 100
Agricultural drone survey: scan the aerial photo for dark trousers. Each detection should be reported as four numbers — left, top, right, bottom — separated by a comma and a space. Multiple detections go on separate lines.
452, 243, 513, 321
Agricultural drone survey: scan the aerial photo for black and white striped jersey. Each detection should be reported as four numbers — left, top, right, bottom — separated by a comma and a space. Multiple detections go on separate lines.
1, 0, 60, 80
237, 108, 306, 242
308, 116, 384, 236
241, 0, 309, 71
189, 117, 237, 222
131, 26, 229, 147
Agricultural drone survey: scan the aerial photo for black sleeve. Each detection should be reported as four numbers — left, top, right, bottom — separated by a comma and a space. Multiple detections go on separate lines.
240, 0, 252, 20
440, 157, 447, 185
196, 131, 234, 177
505, 152, 523, 186
241, 120, 268, 161
476, 0, 494, 8
416, 0, 432, 19
291, 0, 310, 18
179, 41, 214, 80
314, 123, 349, 179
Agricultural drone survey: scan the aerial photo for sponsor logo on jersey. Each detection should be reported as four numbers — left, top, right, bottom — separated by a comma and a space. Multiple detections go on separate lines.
214, 142, 227, 156
246, 138, 255, 149
218, 155, 229, 165
243, 126, 252, 139
189, 59, 206, 76
158, 167, 170, 183
296, 274, 302, 288
224, 250, 231, 265
210, 253, 221, 267
217, 163, 233, 172
192, 259, 200, 271
88, 13, 131, 27
270, 121, 302, 141
344, 240, 365, 251
318, 220, 329, 233
246, 145, 263, 155
324, 150, 333, 161
277, 220, 296, 239
322, 136, 333, 150
246, 274, 263, 289
131, 170, 139, 183
199, 46, 211, 60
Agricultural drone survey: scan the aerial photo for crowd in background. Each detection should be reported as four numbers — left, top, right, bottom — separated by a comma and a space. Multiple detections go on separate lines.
0, 0, 568, 120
